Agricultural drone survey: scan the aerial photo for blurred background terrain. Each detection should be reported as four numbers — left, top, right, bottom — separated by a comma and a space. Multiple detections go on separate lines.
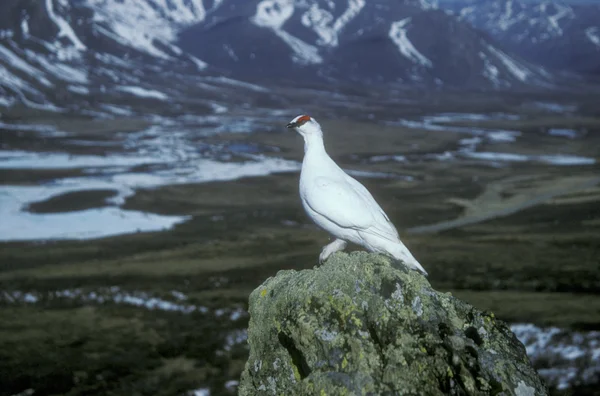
0, 0, 599, 395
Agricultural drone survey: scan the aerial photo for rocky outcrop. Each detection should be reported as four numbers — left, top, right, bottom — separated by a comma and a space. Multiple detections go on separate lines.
239, 252, 547, 395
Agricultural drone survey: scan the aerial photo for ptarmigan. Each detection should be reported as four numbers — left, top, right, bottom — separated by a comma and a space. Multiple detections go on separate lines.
287, 114, 428, 276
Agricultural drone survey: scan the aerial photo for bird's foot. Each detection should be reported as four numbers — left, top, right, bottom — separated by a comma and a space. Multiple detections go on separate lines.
319, 239, 347, 264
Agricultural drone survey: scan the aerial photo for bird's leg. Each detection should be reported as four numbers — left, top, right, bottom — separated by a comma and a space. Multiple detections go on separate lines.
319, 238, 347, 264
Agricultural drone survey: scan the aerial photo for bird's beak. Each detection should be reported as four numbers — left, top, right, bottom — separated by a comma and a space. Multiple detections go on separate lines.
286, 122, 296, 129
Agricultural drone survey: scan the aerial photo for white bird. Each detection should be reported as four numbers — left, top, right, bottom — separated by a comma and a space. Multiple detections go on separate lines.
287, 114, 428, 276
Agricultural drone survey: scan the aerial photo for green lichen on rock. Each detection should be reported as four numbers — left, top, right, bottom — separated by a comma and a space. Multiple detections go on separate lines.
238, 252, 548, 396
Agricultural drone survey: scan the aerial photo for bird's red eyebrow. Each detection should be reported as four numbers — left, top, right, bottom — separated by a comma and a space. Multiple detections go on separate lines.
298, 115, 311, 123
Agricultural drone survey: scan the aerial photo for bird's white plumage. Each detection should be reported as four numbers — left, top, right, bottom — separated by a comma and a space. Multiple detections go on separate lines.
289, 114, 428, 275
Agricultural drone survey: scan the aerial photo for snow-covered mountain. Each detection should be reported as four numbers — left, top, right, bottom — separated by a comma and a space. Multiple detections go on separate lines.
178, 0, 552, 88
0, 0, 568, 111
0, 0, 238, 113
442, 0, 600, 75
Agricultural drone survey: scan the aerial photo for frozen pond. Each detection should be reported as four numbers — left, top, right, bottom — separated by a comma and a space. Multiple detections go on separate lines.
0, 111, 596, 241
0, 119, 301, 241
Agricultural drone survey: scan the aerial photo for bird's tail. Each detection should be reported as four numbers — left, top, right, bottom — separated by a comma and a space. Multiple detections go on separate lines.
386, 240, 428, 276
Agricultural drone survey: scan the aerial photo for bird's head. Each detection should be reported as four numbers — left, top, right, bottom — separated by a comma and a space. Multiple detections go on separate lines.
286, 114, 322, 138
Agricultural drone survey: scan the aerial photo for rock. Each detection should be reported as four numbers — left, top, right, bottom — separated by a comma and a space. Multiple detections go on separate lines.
238, 252, 548, 396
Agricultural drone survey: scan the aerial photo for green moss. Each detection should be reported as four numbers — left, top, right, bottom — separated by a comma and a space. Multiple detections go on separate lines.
292, 362, 301, 382
239, 252, 548, 396
341, 357, 348, 370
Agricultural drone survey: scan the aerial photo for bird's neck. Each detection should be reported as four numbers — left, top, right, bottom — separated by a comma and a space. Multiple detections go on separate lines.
303, 133, 326, 155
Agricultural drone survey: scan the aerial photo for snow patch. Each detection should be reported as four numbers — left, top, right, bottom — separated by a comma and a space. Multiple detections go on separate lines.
85, 0, 207, 58
0, 143, 300, 241
389, 18, 432, 68
220, 329, 248, 353
1, 287, 208, 314
480, 52, 501, 87
117, 86, 168, 100
225, 380, 239, 392
32, 54, 89, 84
0, 96, 16, 107
0, 117, 304, 241
202, 76, 268, 92
345, 169, 408, 180
511, 323, 600, 390
586, 27, 600, 47
210, 103, 228, 114
0, 64, 45, 96
487, 131, 520, 142
546, 3, 573, 36
369, 155, 407, 163
252, 0, 323, 65
190, 389, 210, 396
498, 0, 516, 31
189, 55, 208, 70
389, 112, 595, 167
223, 44, 239, 61
0, 150, 162, 169
67, 85, 89, 95
0, 45, 53, 87
0, 196, 187, 241
548, 129, 579, 139
487, 45, 531, 82
301, 5, 336, 45
275, 29, 323, 65
0, 30, 14, 39
252, 0, 294, 29
21, 16, 29, 37
463, 151, 595, 166
419, 0, 438, 10
463, 151, 529, 163
45, 0, 86, 51
539, 155, 595, 166
301, 0, 365, 47
528, 102, 576, 113
100, 104, 134, 116
459, 6, 474, 18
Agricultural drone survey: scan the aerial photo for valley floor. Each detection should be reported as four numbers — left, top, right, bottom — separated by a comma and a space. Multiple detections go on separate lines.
1, 94, 599, 395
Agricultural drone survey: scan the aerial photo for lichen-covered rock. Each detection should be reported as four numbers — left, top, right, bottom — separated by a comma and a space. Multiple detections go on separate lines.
238, 252, 548, 396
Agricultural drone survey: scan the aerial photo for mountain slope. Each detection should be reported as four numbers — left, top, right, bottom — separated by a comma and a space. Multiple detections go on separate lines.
0, 0, 561, 112
0, 0, 223, 112
178, 0, 553, 88
442, 0, 600, 75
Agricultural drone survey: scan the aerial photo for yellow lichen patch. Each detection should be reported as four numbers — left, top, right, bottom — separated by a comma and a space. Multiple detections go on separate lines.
350, 314, 362, 328
342, 356, 348, 369
292, 363, 301, 382
320, 389, 327, 396
260, 288, 268, 297
477, 377, 491, 391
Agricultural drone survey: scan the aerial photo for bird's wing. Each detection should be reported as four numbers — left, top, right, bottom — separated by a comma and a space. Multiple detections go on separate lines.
303, 176, 400, 243
342, 174, 401, 241
343, 175, 394, 224
303, 176, 374, 230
